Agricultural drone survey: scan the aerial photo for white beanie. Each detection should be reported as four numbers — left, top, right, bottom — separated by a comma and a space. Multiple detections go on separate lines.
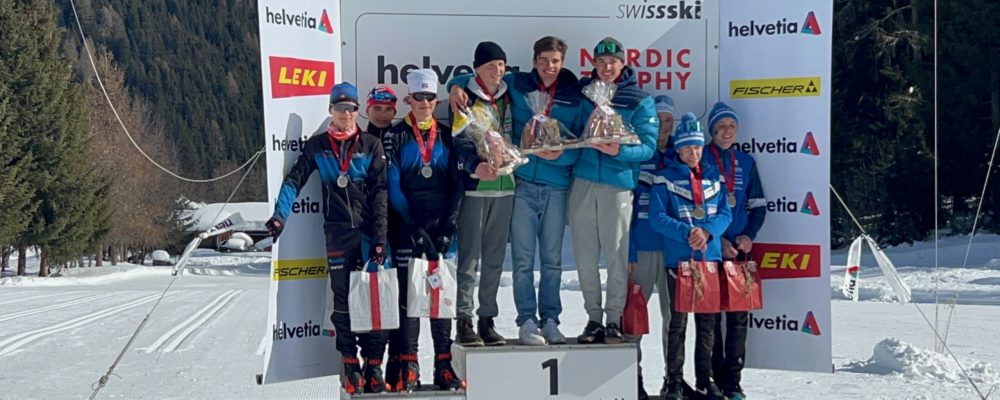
406, 69, 437, 94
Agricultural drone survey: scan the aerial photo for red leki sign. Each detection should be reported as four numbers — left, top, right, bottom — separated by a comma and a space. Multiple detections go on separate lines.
269, 56, 336, 99
751, 243, 821, 279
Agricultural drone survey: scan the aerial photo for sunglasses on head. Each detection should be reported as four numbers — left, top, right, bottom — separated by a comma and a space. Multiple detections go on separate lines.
369, 89, 397, 102
412, 92, 437, 102
332, 103, 359, 113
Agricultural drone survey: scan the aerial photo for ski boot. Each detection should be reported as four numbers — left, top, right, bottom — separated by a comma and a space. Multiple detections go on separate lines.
395, 354, 420, 393
433, 353, 465, 391
341, 357, 365, 395
384, 355, 399, 391
363, 358, 389, 393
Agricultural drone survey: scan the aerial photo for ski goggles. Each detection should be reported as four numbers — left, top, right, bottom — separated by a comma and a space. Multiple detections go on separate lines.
367, 87, 397, 104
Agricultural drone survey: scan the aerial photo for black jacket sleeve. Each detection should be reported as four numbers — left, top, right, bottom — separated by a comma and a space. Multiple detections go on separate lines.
366, 138, 389, 245
441, 133, 464, 238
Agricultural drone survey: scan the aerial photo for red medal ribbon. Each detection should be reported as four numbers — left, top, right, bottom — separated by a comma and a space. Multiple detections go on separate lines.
327, 132, 359, 175
710, 145, 735, 196
474, 75, 502, 118
690, 164, 704, 211
407, 113, 437, 165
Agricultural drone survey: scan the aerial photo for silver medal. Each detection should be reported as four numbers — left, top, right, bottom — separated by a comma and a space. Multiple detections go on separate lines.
420, 165, 433, 178
336, 174, 349, 188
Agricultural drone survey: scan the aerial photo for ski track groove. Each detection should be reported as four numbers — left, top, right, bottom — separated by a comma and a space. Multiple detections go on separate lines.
0, 291, 184, 357
141, 290, 239, 354
160, 290, 241, 353
0, 292, 119, 322
0, 291, 67, 306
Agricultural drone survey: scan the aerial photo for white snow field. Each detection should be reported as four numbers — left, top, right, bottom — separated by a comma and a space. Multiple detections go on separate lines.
2, 235, 1000, 400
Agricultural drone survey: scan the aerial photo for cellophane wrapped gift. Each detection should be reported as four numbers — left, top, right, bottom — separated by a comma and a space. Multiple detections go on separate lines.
458, 107, 528, 176
581, 80, 640, 145
520, 91, 573, 154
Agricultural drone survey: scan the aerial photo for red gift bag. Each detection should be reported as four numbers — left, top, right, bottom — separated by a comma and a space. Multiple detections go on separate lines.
622, 278, 649, 335
720, 256, 763, 312
674, 258, 721, 313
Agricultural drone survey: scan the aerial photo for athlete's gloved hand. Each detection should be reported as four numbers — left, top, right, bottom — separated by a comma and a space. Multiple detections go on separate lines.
265, 217, 284, 239
371, 244, 386, 265
413, 229, 436, 258
434, 236, 452, 256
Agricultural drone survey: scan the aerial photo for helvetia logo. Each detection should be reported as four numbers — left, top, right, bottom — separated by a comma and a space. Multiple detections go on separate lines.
736, 132, 821, 156
264, 7, 333, 34
728, 11, 822, 37
616, 0, 702, 19
765, 192, 820, 216
272, 320, 334, 341
750, 311, 822, 336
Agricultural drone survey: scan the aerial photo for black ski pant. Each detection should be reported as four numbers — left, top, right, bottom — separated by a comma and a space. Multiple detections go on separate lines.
665, 269, 718, 387
327, 232, 389, 362
712, 310, 749, 387
386, 245, 454, 362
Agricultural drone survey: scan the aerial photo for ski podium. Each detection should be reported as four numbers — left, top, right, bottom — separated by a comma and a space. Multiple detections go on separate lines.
342, 339, 638, 399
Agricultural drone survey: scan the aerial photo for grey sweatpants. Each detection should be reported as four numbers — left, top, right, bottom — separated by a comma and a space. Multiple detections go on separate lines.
625, 250, 670, 377
568, 178, 632, 324
456, 195, 514, 319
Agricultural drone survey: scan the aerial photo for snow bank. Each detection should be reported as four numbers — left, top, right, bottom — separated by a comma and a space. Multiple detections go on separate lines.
0, 265, 171, 287
847, 338, 999, 387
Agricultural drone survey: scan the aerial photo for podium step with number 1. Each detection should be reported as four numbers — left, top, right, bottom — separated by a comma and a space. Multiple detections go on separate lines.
453, 338, 638, 400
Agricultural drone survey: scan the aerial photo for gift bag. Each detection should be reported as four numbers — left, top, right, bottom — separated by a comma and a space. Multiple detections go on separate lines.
455, 106, 528, 175
622, 277, 649, 335
520, 90, 573, 154
720, 255, 763, 312
674, 258, 721, 313
348, 258, 400, 332
580, 80, 640, 146
406, 256, 458, 319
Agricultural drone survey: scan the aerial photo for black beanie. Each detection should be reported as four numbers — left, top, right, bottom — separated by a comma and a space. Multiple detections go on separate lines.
474, 41, 507, 68
594, 36, 625, 63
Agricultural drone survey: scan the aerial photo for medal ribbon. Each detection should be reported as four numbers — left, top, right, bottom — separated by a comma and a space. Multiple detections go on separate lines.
689, 164, 704, 213
327, 132, 359, 176
538, 78, 558, 117
710, 145, 735, 197
407, 113, 437, 165
475, 74, 503, 118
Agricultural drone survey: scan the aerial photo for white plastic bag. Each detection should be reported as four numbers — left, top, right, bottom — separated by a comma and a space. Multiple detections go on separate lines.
348, 260, 400, 332
406, 256, 457, 319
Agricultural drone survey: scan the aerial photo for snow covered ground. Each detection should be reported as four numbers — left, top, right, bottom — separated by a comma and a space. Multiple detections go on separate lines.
2, 236, 1000, 399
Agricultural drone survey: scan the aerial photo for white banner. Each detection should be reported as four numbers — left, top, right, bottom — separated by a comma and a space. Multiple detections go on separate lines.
719, 0, 833, 372
341, 0, 719, 122
258, 0, 343, 384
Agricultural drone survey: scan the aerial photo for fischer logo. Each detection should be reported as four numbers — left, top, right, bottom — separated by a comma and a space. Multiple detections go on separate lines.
766, 192, 821, 216
377, 55, 522, 85
749, 311, 822, 336
730, 77, 821, 99
728, 11, 823, 37
736, 132, 820, 156
272, 259, 328, 281
752, 243, 821, 279
617, 0, 702, 19
264, 7, 333, 34
269, 56, 335, 99
272, 320, 334, 341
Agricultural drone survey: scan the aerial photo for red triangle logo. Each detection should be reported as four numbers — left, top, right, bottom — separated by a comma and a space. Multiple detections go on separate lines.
800, 192, 820, 216
801, 311, 821, 336
319, 9, 334, 34
801, 11, 822, 35
800, 132, 820, 156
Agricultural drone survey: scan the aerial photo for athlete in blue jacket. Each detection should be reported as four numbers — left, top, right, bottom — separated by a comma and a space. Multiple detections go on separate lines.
265, 83, 389, 395
569, 37, 658, 345
448, 36, 583, 345
703, 102, 766, 400
649, 113, 731, 400
627, 94, 676, 398
382, 69, 463, 392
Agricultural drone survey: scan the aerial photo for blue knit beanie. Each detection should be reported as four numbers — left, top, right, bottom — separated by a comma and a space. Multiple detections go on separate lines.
672, 112, 705, 150
707, 101, 739, 136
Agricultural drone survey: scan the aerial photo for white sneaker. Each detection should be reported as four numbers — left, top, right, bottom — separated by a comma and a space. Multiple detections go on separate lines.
541, 319, 566, 344
518, 320, 547, 346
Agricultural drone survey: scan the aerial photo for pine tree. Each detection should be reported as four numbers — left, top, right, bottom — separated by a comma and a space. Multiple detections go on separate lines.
2, 0, 107, 275
0, 42, 37, 247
